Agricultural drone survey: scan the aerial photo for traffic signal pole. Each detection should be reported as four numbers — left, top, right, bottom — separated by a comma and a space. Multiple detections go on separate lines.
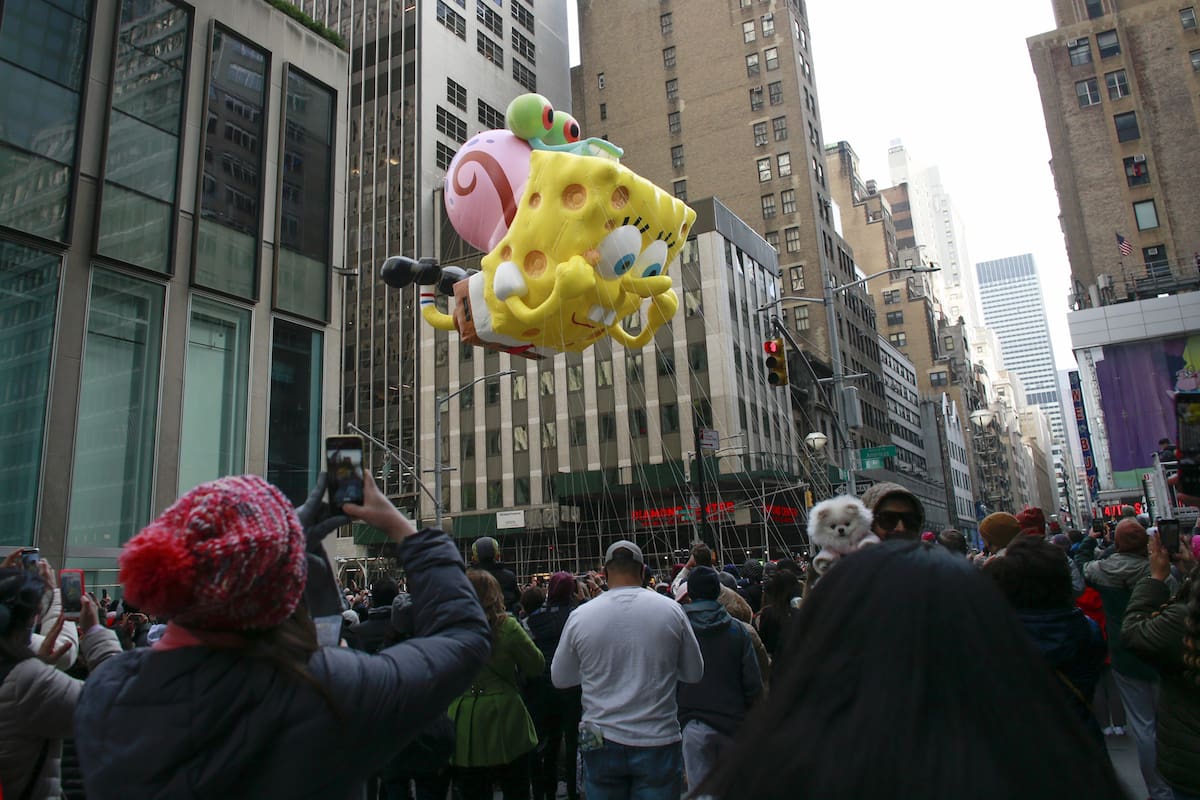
693, 419, 711, 546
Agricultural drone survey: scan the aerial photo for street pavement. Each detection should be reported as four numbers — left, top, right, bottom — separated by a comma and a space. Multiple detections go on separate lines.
1107, 731, 1150, 799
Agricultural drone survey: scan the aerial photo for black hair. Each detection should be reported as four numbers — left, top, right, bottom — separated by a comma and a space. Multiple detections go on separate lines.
370, 578, 399, 609
701, 542, 1123, 800
0, 568, 45, 664
982, 536, 1073, 610
692, 543, 713, 567
936, 529, 968, 555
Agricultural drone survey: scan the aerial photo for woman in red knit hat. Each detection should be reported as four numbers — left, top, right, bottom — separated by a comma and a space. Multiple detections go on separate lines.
73, 473, 491, 800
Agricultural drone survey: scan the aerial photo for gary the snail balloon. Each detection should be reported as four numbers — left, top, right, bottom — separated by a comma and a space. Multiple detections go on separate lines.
381, 93, 696, 359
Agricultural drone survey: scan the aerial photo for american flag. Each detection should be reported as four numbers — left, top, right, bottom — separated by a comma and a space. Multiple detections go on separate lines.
1116, 233, 1133, 257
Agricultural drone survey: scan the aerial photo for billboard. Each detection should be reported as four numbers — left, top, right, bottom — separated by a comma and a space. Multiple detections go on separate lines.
1094, 334, 1200, 488
1069, 371, 1101, 503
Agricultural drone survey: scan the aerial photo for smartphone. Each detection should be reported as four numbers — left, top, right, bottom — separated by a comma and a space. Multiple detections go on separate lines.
1157, 519, 1181, 554
1176, 393, 1200, 496
20, 548, 39, 577
325, 435, 365, 514
59, 569, 84, 620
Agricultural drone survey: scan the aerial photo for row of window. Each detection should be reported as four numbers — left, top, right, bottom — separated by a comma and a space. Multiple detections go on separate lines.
1074, 69, 1129, 106
756, 152, 793, 181
746, 46, 781, 76
741, 13, 775, 43
760, 188, 797, 218
751, 116, 788, 145
749, 81, 785, 110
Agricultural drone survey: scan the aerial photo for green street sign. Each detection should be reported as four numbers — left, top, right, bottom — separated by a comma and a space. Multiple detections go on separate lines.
859, 445, 897, 470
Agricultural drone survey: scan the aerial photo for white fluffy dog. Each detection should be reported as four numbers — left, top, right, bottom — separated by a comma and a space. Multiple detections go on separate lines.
807, 495, 879, 575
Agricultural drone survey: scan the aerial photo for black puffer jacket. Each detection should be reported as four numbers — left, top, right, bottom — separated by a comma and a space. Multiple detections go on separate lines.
74, 530, 490, 800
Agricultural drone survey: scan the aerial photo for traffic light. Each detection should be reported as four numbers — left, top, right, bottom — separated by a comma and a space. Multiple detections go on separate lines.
763, 338, 789, 387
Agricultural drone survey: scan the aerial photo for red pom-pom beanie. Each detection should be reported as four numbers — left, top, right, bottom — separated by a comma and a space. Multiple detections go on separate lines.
120, 475, 307, 631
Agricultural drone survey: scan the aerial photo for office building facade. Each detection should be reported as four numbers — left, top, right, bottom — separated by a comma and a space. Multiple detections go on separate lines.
0, 0, 348, 589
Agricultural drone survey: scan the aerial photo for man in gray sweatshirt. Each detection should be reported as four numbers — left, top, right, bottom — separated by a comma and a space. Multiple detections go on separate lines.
551, 540, 704, 800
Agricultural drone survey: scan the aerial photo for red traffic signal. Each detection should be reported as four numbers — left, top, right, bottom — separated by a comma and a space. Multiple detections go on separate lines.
763, 339, 781, 354
763, 338, 788, 387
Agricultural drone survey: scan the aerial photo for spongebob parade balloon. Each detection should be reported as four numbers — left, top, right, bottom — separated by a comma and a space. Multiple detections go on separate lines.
383, 93, 696, 359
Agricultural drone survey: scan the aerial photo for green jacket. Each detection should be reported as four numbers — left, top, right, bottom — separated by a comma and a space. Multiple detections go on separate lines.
1121, 576, 1200, 795
1075, 538, 1157, 679
448, 615, 544, 767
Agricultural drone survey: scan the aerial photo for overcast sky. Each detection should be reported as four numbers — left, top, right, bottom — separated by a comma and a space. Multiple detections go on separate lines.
568, 0, 1078, 369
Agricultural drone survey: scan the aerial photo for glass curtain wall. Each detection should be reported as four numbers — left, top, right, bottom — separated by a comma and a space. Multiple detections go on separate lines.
177, 295, 251, 493
268, 318, 322, 504
0, 0, 91, 239
68, 269, 164, 548
96, 0, 190, 271
194, 27, 268, 298
0, 242, 61, 545
276, 68, 334, 321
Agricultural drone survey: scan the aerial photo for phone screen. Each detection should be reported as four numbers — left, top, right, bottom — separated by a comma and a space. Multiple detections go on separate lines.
1157, 519, 1181, 553
60, 569, 84, 618
21, 548, 39, 577
326, 435, 365, 513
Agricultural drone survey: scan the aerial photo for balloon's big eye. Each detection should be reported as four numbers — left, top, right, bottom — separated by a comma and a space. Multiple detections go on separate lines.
597, 226, 644, 280
563, 119, 581, 143
542, 104, 555, 131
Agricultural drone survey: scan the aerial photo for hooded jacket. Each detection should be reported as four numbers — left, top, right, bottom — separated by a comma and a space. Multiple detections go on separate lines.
1016, 607, 1106, 740
859, 482, 925, 539
1122, 576, 1200, 795
1074, 537, 1157, 679
74, 530, 490, 800
676, 601, 762, 737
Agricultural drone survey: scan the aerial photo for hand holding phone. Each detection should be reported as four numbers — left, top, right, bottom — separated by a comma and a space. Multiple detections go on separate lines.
1157, 519, 1181, 555
325, 435, 365, 514
59, 569, 84, 621
21, 548, 39, 577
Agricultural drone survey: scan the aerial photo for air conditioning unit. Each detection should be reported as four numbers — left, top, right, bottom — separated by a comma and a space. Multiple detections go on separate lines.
1067, 37, 1079, 46
1097, 273, 1113, 289
1148, 246, 1161, 255
1133, 153, 1146, 163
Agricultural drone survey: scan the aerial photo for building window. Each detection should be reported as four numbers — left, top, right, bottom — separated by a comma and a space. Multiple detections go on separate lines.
777, 152, 792, 176
477, 32, 504, 66
599, 102, 607, 120
753, 121, 769, 146
512, 0, 534, 32
436, 106, 468, 142
539, 369, 554, 395
597, 360, 613, 387
627, 352, 644, 382
785, 227, 801, 252
541, 422, 557, 448
437, 1, 467, 38
746, 52, 760, 76
435, 142, 456, 170
668, 111, 681, 134
1191, 49, 1200, 70
629, 408, 648, 437
459, 384, 474, 409
1075, 78, 1100, 106
478, 99, 505, 130
666, 78, 679, 101
486, 378, 501, 404
750, 86, 764, 110
462, 484, 476, 510
772, 116, 788, 141
597, 72, 606, 89
743, 19, 756, 43
766, 231, 779, 251
1134, 199, 1159, 230
1105, 69, 1129, 99
661, 403, 680, 434
477, 0, 503, 35
486, 481, 502, 508
764, 46, 779, 70
487, 430, 502, 456
512, 29, 536, 64
886, 310, 903, 325
566, 364, 584, 391
789, 265, 804, 291
943, 335, 956, 351
768, 80, 783, 105
513, 374, 527, 400
663, 47, 676, 68
664, 146, 682, 171
781, 188, 796, 214
513, 60, 537, 92
761, 13, 775, 36
657, 350, 676, 377
929, 370, 948, 386
684, 288, 702, 317
1086, 0, 1104, 17
1182, 6, 1197, 28
673, 180, 687, 201
1144, 245, 1170, 278
1097, 29, 1120, 58
1114, 111, 1140, 141
888, 332, 908, 347
660, 12, 673, 34
794, 304, 810, 331
1068, 37, 1092, 65
883, 289, 901, 304
513, 425, 529, 452
757, 157, 772, 181
599, 413, 617, 441
1124, 155, 1150, 185
761, 193, 776, 218
447, 78, 467, 110
688, 343, 708, 372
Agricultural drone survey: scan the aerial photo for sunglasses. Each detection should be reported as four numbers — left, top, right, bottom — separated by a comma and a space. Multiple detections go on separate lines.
875, 511, 921, 531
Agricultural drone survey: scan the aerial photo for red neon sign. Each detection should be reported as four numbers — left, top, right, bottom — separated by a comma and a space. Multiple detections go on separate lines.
632, 501, 735, 526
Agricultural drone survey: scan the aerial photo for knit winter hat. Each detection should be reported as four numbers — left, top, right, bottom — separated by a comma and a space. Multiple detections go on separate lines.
1016, 507, 1046, 535
686, 566, 721, 601
119, 475, 307, 631
1114, 521, 1148, 555
741, 558, 763, 581
547, 571, 575, 604
980, 512, 1022, 550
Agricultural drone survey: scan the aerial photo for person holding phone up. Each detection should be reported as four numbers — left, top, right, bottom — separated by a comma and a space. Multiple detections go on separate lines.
74, 472, 491, 800
0, 553, 121, 800
1122, 528, 1200, 800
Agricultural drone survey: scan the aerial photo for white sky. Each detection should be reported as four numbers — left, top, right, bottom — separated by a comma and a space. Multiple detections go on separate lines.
568, 1, 1078, 370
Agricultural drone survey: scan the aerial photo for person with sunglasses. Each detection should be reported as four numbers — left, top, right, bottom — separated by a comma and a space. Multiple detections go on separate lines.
859, 482, 926, 541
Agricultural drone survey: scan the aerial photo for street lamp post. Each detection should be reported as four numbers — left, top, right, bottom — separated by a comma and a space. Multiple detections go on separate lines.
433, 369, 514, 527
759, 264, 938, 497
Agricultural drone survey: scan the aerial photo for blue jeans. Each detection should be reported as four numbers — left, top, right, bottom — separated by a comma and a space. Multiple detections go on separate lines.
580, 739, 682, 800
